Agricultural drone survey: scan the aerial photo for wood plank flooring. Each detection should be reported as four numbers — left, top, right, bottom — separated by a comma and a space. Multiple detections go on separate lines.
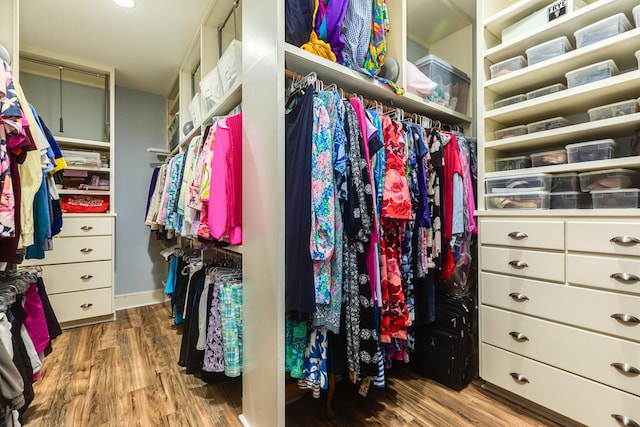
24, 303, 562, 426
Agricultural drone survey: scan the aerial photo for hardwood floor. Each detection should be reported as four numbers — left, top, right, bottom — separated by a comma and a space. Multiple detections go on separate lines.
24, 303, 562, 426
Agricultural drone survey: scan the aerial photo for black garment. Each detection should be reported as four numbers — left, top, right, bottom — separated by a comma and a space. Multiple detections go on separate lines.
178, 267, 205, 371
173, 256, 190, 322
36, 277, 62, 357
285, 87, 316, 315
285, 0, 313, 47
9, 300, 33, 423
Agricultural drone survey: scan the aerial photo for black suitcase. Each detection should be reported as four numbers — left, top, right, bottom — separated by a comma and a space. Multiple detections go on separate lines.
411, 292, 473, 390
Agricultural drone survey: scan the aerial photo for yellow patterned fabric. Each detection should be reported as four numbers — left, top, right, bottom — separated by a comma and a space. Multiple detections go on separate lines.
301, 0, 337, 62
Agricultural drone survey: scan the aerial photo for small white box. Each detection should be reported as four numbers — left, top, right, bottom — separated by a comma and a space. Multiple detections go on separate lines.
218, 40, 242, 93
502, 0, 586, 43
200, 66, 223, 111
188, 93, 202, 126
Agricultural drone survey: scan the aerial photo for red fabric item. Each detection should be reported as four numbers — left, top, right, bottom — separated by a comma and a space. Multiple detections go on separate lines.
442, 132, 462, 240
61, 195, 109, 213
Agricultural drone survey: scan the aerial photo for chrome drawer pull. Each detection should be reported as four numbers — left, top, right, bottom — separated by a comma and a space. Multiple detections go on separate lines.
80, 248, 94, 253
509, 372, 529, 384
611, 313, 640, 324
610, 273, 640, 283
80, 275, 94, 280
611, 414, 639, 427
508, 260, 528, 268
508, 331, 529, 342
80, 226, 94, 231
611, 363, 640, 376
508, 231, 528, 240
509, 292, 529, 302
80, 303, 94, 309
610, 236, 640, 245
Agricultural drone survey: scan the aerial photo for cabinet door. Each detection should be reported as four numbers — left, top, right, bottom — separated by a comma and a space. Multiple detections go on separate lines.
481, 344, 640, 427
567, 221, 640, 257
482, 306, 640, 396
42, 261, 112, 294
481, 246, 564, 282
30, 236, 112, 265
481, 272, 640, 343
58, 216, 114, 237
480, 219, 564, 250
49, 288, 113, 323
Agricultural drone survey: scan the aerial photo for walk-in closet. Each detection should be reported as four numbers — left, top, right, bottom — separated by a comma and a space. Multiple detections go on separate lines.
1, 0, 639, 426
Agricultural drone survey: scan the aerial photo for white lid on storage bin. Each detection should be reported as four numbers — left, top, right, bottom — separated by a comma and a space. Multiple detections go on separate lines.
565, 59, 619, 81
566, 138, 618, 150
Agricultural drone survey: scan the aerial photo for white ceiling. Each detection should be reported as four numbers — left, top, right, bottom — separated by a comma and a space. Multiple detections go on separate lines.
20, 0, 476, 97
20, 0, 211, 96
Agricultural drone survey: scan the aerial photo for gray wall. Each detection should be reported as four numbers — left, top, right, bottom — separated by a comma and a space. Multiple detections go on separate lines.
406, 38, 430, 63
114, 86, 167, 295
20, 73, 107, 141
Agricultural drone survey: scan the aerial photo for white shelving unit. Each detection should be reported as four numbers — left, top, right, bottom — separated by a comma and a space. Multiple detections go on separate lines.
477, 1, 640, 425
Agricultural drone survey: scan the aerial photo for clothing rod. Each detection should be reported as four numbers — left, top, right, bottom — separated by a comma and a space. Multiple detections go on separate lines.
218, 0, 241, 32
20, 56, 107, 79
285, 69, 420, 117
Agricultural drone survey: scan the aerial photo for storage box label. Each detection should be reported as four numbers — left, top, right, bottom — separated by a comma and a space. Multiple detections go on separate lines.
548, 0, 567, 22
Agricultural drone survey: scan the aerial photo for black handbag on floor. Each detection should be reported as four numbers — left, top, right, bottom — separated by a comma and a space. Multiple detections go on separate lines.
411, 292, 473, 391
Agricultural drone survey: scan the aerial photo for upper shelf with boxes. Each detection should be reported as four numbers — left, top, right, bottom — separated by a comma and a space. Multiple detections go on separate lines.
481, 0, 640, 213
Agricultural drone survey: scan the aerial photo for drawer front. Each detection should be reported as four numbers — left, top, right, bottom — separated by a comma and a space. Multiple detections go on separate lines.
49, 288, 113, 323
481, 246, 564, 282
567, 254, 640, 296
482, 307, 640, 396
481, 272, 640, 343
567, 221, 640, 256
481, 344, 640, 427
27, 236, 112, 265
41, 261, 112, 294
58, 216, 114, 237
480, 219, 564, 250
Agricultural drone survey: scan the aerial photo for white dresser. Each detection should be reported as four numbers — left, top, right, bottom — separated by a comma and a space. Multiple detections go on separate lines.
24, 214, 115, 326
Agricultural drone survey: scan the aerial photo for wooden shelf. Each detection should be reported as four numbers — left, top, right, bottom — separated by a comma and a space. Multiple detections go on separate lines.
484, 0, 637, 62
484, 156, 640, 178
201, 80, 242, 125
64, 165, 111, 172
58, 189, 111, 196
485, 28, 640, 95
284, 43, 472, 125
485, 70, 640, 126
486, 113, 640, 153
55, 136, 111, 150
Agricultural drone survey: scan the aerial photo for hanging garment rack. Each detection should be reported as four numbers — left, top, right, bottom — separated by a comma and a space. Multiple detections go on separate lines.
218, 0, 241, 59
284, 69, 457, 130
201, 246, 242, 269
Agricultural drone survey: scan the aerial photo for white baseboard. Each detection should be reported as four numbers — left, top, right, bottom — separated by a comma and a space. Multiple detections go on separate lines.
238, 414, 251, 427
115, 289, 168, 311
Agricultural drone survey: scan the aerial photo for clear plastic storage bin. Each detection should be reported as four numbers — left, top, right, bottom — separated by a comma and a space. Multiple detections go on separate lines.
551, 192, 592, 209
579, 168, 639, 192
495, 156, 531, 171
591, 188, 640, 208
574, 13, 632, 49
529, 149, 567, 167
486, 173, 552, 193
526, 36, 572, 65
61, 150, 102, 167
551, 173, 579, 192
526, 83, 566, 100
494, 94, 526, 109
495, 125, 527, 140
486, 191, 550, 209
566, 139, 618, 163
527, 117, 573, 133
490, 55, 527, 79
565, 59, 618, 88
588, 99, 639, 121
414, 54, 471, 114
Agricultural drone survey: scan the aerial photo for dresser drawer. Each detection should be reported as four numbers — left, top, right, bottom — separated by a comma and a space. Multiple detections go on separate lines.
29, 236, 112, 265
480, 219, 564, 250
41, 261, 112, 294
481, 344, 640, 427
482, 307, 640, 397
567, 254, 640, 296
567, 221, 640, 257
48, 288, 113, 323
481, 272, 640, 343
58, 216, 114, 237
481, 247, 564, 282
